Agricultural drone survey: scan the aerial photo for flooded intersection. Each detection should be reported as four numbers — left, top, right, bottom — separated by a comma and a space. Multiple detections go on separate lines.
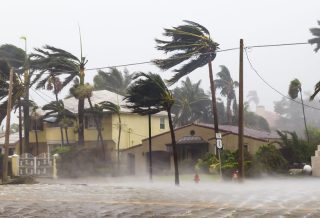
0, 178, 320, 217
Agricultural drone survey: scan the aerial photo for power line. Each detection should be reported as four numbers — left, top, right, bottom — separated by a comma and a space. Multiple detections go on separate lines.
245, 42, 309, 49
244, 47, 320, 111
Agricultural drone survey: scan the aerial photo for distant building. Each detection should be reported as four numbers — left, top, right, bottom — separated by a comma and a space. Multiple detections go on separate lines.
255, 106, 280, 129
26, 90, 169, 158
121, 123, 280, 175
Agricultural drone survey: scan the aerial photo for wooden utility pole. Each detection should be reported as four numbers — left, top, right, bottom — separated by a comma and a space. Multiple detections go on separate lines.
2, 68, 14, 183
238, 39, 244, 180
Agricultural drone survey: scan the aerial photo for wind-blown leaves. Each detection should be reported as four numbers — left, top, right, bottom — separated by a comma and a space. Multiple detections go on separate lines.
154, 20, 219, 85
93, 68, 134, 95
288, 79, 301, 100
309, 21, 320, 52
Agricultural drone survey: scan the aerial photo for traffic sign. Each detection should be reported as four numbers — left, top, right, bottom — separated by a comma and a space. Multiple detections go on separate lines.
216, 139, 223, 149
216, 133, 222, 139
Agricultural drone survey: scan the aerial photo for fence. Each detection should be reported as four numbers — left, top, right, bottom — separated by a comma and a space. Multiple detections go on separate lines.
10, 153, 57, 178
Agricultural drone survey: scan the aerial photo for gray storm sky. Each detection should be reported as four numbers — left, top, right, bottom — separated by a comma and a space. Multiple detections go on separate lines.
1, 0, 320, 123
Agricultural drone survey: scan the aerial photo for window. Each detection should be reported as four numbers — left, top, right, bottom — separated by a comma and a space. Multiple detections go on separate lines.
244, 144, 248, 152
9, 148, 14, 156
160, 117, 165, 129
85, 115, 101, 129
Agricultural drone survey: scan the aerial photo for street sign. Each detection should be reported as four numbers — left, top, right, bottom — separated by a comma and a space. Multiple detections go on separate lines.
216, 133, 222, 139
216, 139, 223, 149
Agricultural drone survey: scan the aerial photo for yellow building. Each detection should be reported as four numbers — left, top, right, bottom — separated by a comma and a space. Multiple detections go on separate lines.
28, 90, 169, 158
121, 123, 280, 175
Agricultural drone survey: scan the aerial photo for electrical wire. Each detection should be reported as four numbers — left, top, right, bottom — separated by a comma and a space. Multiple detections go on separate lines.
244, 47, 320, 111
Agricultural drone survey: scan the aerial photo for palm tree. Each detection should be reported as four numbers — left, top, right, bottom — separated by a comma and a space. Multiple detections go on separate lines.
99, 101, 121, 169
215, 66, 239, 124
93, 68, 134, 95
126, 72, 180, 186
154, 20, 220, 135
33, 71, 65, 146
289, 79, 309, 144
172, 77, 210, 126
70, 83, 106, 160
31, 45, 88, 145
42, 100, 75, 145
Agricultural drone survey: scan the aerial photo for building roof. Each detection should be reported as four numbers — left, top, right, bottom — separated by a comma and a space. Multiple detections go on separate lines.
63, 90, 167, 116
0, 132, 23, 146
140, 123, 280, 143
197, 123, 280, 140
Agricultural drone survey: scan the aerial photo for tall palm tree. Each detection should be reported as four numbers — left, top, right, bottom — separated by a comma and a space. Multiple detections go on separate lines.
70, 83, 106, 160
126, 72, 180, 186
215, 65, 239, 124
154, 20, 220, 135
289, 79, 309, 144
33, 72, 65, 145
31, 45, 88, 145
99, 101, 121, 169
172, 77, 210, 126
93, 68, 134, 95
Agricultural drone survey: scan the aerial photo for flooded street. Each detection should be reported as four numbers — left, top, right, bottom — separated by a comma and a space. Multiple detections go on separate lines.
0, 177, 320, 217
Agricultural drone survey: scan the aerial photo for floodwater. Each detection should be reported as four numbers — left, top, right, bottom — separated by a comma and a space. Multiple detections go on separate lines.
0, 177, 320, 217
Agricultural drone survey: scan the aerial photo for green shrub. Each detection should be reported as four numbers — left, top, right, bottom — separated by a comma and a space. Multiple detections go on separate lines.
249, 144, 288, 176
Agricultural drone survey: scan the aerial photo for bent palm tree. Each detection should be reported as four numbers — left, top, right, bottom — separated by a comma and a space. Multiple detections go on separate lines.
215, 66, 239, 124
33, 71, 65, 145
289, 79, 309, 144
154, 20, 220, 135
93, 68, 134, 95
126, 72, 180, 186
99, 101, 121, 168
31, 45, 88, 145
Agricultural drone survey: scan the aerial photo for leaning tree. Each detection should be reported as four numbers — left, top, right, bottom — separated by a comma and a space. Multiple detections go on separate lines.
154, 20, 220, 134
31, 45, 88, 145
289, 79, 309, 144
126, 72, 180, 186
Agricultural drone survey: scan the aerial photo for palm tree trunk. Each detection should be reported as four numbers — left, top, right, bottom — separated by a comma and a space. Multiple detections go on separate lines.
34, 119, 39, 155
18, 98, 23, 154
23, 70, 30, 152
78, 98, 85, 145
65, 127, 69, 145
208, 60, 219, 134
87, 97, 106, 160
226, 98, 232, 125
148, 113, 152, 182
78, 68, 85, 146
117, 114, 121, 171
167, 107, 179, 186
300, 92, 310, 144
54, 92, 65, 147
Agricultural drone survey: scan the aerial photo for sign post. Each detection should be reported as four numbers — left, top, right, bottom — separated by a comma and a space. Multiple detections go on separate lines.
216, 133, 223, 179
